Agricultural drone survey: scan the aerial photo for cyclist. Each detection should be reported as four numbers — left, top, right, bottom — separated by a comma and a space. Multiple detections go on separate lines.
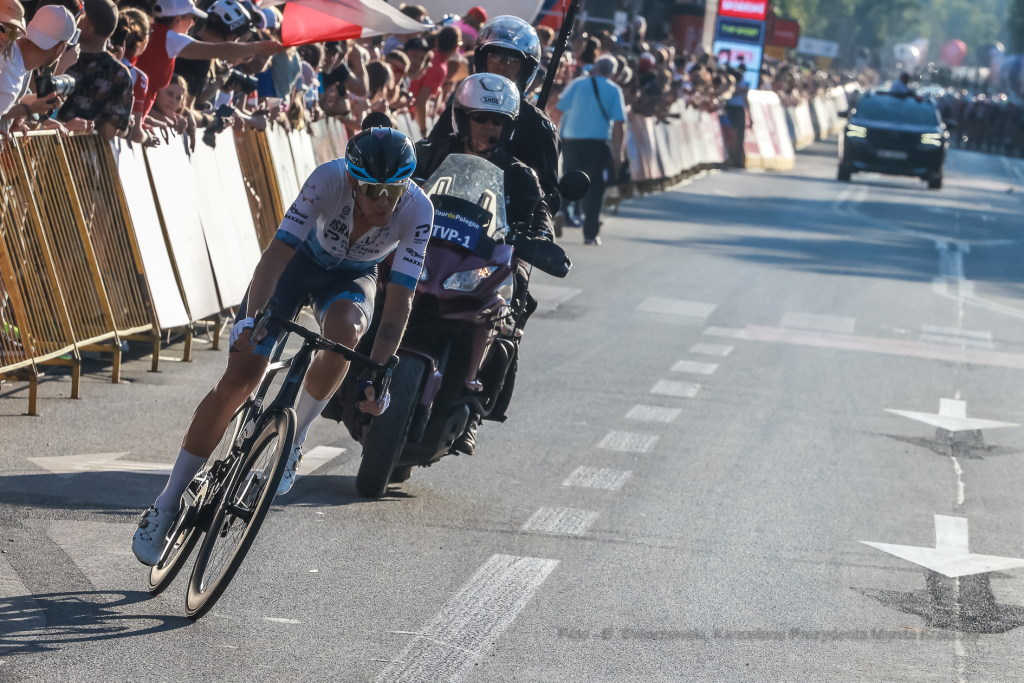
132, 125, 432, 566
414, 73, 556, 454
426, 16, 561, 217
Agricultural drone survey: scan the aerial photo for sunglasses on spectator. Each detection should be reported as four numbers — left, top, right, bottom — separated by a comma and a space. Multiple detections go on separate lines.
469, 111, 510, 126
355, 179, 408, 200
486, 52, 522, 68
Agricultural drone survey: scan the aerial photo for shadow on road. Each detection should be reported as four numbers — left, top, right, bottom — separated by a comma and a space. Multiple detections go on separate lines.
856, 570, 1024, 634
0, 590, 190, 655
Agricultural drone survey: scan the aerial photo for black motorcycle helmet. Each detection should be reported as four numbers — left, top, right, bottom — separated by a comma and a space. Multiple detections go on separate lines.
473, 16, 542, 92
345, 126, 417, 184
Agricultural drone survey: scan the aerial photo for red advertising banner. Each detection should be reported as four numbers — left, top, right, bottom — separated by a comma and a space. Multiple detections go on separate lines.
768, 18, 799, 48
718, 0, 768, 22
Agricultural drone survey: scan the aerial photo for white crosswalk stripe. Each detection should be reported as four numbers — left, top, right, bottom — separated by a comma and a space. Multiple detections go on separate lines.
625, 404, 681, 423
598, 431, 659, 453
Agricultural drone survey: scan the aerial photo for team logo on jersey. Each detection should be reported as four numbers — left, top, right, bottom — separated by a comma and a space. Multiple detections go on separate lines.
342, 205, 350, 216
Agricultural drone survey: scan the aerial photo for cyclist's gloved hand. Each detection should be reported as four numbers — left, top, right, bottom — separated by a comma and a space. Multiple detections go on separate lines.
356, 372, 390, 415
230, 317, 255, 347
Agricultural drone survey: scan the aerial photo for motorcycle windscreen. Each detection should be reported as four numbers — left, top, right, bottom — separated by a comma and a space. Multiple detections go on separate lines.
424, 154, 508, 240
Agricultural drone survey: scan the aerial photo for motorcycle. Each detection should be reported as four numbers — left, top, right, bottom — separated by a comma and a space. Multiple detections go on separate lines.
325, 154, 586, 498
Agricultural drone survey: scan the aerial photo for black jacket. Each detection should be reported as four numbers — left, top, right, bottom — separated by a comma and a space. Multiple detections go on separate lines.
427, 97, 561, 214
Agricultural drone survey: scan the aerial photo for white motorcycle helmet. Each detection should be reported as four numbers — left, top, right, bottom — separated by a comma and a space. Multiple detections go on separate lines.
452, 73, 521, 147
202, 0, 253, 38
474, 16, 541, 91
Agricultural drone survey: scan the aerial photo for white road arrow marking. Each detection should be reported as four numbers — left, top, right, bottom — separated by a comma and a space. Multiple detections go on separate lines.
861, 515, 1024, 578
886, 398, 1019, 433
296, 446, 345, 476
27, 452, 172, 477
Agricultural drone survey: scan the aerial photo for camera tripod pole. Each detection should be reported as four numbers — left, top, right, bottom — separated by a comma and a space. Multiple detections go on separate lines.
536, 0, 581, 111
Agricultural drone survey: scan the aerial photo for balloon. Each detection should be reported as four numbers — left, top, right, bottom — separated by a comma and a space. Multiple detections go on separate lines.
939, 39, 967, 66
894, 43, 921, 68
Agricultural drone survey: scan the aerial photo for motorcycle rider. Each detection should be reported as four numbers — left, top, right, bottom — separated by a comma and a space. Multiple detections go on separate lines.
425, 16, 561, 218
414, 73, 558, 455
132, 126, 431, 566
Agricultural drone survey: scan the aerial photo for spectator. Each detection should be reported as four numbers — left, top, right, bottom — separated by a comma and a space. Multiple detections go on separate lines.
402, 36, 429, 81
552, 54, 625, 246
149, 72, 186, 123
890, 72, 911, 94
724, 64, 747, 167
56, 0, 133, 141
0, 5, 77, 134
174, 0, 257, 108
410, 23, 458, 137
0, 0, 26, 59
134, 0, 281, 119
454, 5, 484, 52
535, 25, 553, 49
382, 3, 425, 55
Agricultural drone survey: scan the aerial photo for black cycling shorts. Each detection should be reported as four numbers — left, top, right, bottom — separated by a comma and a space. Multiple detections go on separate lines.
233, 250, 377, 358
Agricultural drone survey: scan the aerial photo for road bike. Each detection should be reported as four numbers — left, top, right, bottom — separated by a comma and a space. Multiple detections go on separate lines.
144, 299, 397, 620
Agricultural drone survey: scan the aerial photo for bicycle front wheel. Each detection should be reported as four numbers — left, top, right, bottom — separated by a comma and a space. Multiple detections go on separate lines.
148, 413, 244, 596
184, 408, 295, 620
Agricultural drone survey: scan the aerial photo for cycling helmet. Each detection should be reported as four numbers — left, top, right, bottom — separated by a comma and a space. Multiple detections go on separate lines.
203, 0, 252, 38
452, 73, 520, 145
474, 16, 541, 91
345, 127, 417, 184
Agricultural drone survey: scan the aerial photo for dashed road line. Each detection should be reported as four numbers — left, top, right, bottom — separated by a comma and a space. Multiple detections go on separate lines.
562, 466, 632, 491
376, 554, 558, 682
530, 284, 583, 314
26, 452, 171, 477
598, 431, 659, 453
671, 360, 718, 375
920, 325, 994, 350
703, 326, 746, 339
625, 404, 680, 423
522, 508, 598, 536
650, 380, 701, 398
296, 446, 345, 476
690, 342, 733, 356
636, 297, 717, 322
779, 312, 856, 334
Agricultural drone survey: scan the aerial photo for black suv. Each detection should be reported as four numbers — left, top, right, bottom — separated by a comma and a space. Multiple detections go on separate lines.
837, 92, 950, 189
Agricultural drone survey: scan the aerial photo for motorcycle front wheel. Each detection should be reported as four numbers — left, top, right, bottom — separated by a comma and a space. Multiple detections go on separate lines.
355, 356, 424, 499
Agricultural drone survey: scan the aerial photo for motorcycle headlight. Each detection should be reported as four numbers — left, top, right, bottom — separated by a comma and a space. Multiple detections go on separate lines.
920, 133, 943, 146
419, 266, 429, 282
443, 266, 497, 292
495, 273, 514, 301
845, 124, 867, 138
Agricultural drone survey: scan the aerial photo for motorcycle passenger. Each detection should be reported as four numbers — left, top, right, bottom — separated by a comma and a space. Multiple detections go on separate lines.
414, 73, 553, 455
131, 127, 432, 566
426, 16, 561, 217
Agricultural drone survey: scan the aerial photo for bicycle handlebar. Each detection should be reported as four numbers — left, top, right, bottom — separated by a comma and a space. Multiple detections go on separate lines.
253, 298, 400, 381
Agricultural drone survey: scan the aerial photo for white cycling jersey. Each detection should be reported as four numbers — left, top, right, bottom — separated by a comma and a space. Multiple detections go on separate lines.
275, 159, 433, 289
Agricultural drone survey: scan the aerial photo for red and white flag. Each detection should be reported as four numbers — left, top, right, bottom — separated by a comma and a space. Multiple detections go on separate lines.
259, 0, 425, 46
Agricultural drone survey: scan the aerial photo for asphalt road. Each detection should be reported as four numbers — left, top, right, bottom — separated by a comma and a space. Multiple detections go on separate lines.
4, 142, 1024, 682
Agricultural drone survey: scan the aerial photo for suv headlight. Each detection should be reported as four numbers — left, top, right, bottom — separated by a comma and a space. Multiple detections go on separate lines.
920, 133, 943, 146
845, 124, 867, 138
443, 266, 496, 291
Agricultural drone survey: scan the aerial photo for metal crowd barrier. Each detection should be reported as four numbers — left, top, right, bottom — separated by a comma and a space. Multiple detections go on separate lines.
0, 108, 737, 415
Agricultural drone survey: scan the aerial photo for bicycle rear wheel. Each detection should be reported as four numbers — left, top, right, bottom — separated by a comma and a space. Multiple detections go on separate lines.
184, 408, 295, 620
148, 414, 244, 596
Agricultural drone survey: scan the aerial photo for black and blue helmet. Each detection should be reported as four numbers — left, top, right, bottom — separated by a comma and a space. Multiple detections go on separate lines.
345, 127, 417, 184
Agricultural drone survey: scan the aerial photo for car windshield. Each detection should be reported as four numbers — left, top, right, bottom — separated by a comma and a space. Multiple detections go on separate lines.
851, 96, 941, 125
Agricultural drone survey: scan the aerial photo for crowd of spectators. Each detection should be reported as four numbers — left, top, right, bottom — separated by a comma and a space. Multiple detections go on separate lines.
0, 0, 853, 166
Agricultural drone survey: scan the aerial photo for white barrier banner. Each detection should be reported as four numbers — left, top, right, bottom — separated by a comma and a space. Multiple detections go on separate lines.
110, 139, 190, 330
265, 123, 301, 212
289, 129, 319, 187
190, 134, 263, 308
143, 137, 221, 321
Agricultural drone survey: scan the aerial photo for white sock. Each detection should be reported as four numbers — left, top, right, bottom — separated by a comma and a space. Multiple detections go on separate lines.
294, 386, 330, 449
154, 448, 207, 511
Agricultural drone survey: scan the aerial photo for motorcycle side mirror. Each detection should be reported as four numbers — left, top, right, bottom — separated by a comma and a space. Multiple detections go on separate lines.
558, 171, 590, 202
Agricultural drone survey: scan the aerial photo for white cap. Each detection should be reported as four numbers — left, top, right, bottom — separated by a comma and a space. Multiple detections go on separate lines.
153, 0, 208, 19
25, 5, 78, 50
